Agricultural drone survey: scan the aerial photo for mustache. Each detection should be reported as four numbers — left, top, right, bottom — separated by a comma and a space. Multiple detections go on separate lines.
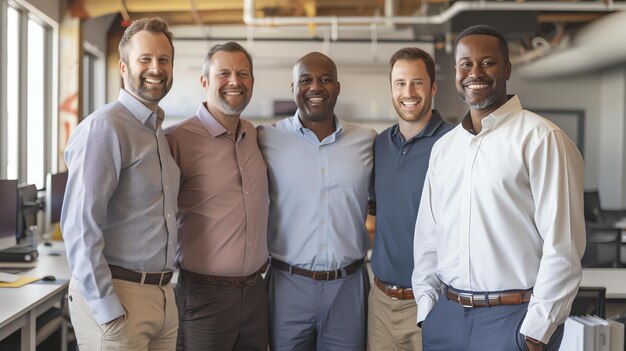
142, 74, 167, 80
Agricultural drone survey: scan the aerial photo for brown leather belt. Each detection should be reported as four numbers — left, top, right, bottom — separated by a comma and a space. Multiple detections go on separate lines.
271, 258, 365, 281
374, 277, 414, 300
179, 262, 268, 288
109, 265, 173, 286
445, 285, 532, 308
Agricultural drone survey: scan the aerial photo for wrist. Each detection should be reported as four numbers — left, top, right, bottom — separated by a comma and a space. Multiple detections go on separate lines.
525, 335, 543, 345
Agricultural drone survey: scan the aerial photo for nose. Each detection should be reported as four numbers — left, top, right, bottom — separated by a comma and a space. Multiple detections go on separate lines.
148, 58, 160, 72
310, 78, 323, 91
469, 64, 484, 78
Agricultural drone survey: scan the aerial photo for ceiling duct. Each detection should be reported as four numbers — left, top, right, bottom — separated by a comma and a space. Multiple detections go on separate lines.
517, 10, 626, 79
243, 0, 625, 27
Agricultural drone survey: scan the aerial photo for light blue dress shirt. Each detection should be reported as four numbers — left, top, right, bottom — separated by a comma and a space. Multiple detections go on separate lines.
61, 89, 180, 324
257, 114, 376, 271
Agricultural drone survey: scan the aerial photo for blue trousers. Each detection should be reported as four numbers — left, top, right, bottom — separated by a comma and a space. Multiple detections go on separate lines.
267, 265, 369, 351
422, 293, 564, 351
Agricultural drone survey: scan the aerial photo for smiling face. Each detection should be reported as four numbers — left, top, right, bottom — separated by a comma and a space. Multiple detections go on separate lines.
119, 30, 173, 109
202, 50, 253, 118
292, 53, 340, 123
455, 34, 511, 117
391, 58, 436, 124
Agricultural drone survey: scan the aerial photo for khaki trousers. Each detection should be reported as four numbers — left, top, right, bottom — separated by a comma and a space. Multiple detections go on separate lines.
68, 277, 178, 351
367, 281, 422, 351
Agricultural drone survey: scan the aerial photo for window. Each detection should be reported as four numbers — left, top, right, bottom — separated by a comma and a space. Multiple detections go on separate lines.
0, 1, 56, 189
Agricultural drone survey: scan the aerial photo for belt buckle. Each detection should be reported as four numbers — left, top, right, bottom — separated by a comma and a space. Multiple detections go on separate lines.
458, 292, 475, 308
388, 285, 400, 300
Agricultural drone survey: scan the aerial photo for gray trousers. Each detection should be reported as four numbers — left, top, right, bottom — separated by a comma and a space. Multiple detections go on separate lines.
422, 292, 564, 351
267, 265, 370, 351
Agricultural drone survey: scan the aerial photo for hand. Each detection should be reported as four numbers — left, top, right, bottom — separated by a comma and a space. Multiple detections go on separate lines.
525, 339, 544, 351
101, 315, 123, 329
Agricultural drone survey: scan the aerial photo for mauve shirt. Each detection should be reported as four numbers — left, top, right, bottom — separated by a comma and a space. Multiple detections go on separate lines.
165, 103, 269, 276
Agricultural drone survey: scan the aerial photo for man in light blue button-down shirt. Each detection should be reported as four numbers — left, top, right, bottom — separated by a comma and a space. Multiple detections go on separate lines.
258, 52, 376, 351
61, 18, 180, 350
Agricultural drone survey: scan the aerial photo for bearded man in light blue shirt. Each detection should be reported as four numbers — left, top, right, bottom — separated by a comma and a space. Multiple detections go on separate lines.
257, 52, 376, 351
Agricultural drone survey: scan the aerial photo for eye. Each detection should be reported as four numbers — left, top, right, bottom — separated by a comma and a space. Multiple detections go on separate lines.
299, 78, 311, 84
481, 60, 495, 67
139, 57, 150, 63
159, 58, 170, 64
459, 62, 472, 69
218, 71, 230, 78
238, 71, 250, 78
321, 77, 333, 84
413, 81, 423, 86
395, 82, 405, 87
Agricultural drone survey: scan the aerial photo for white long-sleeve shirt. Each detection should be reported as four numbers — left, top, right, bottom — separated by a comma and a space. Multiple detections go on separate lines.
412, 95, 585, 343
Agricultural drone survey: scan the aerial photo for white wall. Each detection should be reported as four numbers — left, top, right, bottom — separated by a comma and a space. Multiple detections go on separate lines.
159, 39, 433, 123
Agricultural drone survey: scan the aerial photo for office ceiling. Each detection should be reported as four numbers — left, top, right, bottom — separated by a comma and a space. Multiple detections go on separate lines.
69, 0, 626, 75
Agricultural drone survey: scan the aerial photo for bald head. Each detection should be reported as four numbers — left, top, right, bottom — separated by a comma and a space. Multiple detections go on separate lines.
292, 52, 337, 83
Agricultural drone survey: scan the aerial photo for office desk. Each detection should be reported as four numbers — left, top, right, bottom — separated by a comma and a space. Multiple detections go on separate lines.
581, 268, 626, 299
0, 241, 70, 351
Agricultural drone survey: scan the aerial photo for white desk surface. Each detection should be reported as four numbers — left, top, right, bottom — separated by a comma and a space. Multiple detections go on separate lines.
0, 241, 70, 351
581, 268, 626, 299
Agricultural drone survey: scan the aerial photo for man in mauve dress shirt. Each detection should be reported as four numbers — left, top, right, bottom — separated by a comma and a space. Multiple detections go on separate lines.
257, 52, 376, 351
62, 18, 180, 350
412, 24, 585, 351
165, 42, 269, 350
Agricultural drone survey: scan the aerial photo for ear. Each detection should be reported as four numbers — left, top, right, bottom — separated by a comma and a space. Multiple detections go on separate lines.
119, 59, 127, 78
337, 81, 341, 96
200, 75, 208, 90
431, 81, 438, 97
290, 81, 294, 94
505, 61, 512, 81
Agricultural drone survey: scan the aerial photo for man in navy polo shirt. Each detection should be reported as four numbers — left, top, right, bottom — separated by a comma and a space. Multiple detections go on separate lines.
368, 47, 452, 350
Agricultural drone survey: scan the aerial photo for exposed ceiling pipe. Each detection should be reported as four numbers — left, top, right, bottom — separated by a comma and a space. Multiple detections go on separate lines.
243, 0, 626, 27
517, 10, 626, 79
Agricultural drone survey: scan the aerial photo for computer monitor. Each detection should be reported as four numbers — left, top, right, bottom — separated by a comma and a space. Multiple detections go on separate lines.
17, 184, 39, 243
273, 100, 298, 117
45, 171, 68, 226
0, 179, 18, 251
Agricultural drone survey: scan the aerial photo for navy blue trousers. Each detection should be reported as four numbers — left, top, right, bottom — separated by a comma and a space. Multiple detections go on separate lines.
422, 293, 564, 351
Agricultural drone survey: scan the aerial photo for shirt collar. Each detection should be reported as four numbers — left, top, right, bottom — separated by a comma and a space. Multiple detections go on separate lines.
290, 110, 344, 137
118, 89, 164, 130
391, 110, 445, 142
461, 95, 521, 135
196, 102, 243, 139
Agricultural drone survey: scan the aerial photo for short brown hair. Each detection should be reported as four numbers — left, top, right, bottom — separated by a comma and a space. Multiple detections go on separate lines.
389, 47, 435, 85
202, 42, 254, 77
118, 18, 174, 63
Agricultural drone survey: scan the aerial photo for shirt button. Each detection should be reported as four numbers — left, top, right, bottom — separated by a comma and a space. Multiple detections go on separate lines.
165, 185, 169, 190
402, 149, 407, 155
321, 168, 326, 173
167, 213, 171, 218
245, 191, 249, 195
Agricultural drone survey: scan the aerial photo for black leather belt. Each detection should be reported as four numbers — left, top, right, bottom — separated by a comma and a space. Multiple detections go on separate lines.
109, 265, 173, 286
271, 258, 365, 281
179, 263, 268, 288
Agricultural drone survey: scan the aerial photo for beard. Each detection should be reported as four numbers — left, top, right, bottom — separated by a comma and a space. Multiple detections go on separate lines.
458, 91, 500, 111
126, 65, 172, 103
213, 93, 249, 116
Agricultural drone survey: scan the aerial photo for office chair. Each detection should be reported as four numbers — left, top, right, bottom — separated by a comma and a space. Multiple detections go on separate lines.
570, 286, 606, 318
582, 223, 622, 268
584, 190, 626, 226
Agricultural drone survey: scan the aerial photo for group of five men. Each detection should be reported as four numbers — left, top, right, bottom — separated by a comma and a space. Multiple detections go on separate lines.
61, 17, 585, 351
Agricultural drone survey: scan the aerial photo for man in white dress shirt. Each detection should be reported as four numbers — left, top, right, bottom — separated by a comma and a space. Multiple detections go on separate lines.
412, 24, 585, 351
